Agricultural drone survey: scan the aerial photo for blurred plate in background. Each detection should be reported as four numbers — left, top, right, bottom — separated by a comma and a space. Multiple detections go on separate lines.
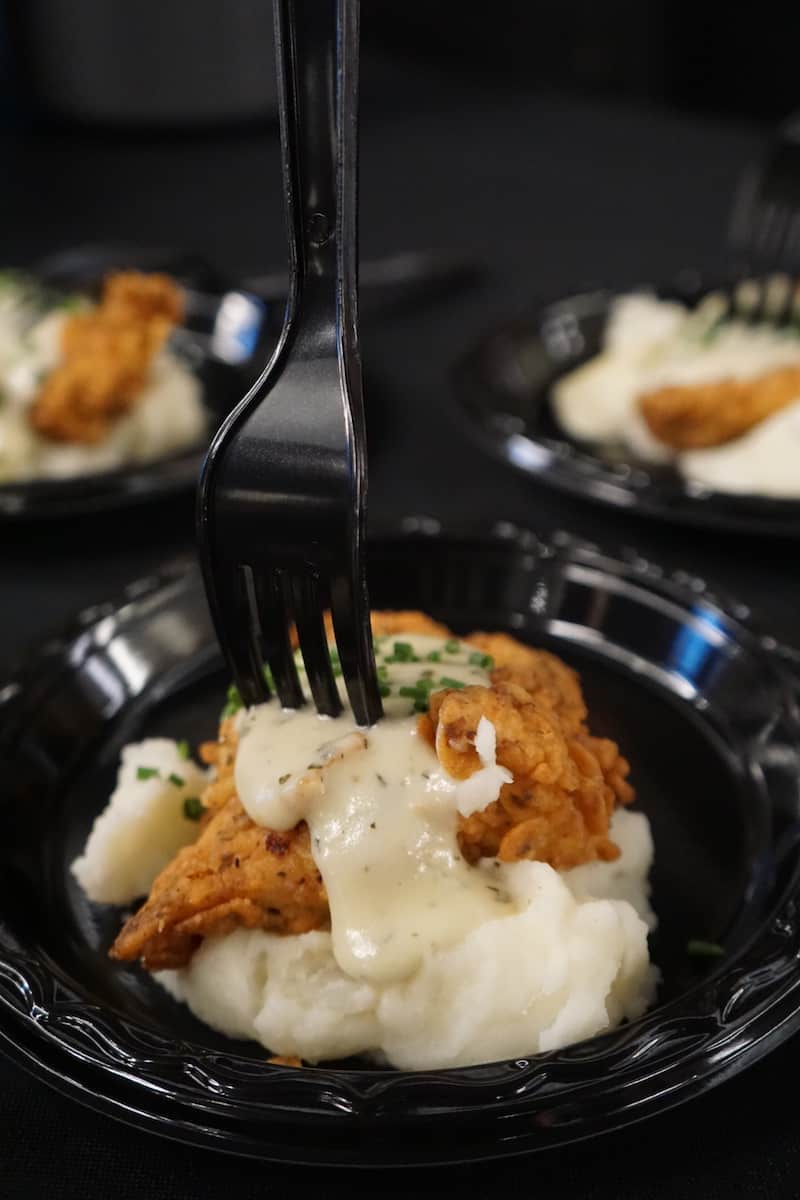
452, 273, 800, 536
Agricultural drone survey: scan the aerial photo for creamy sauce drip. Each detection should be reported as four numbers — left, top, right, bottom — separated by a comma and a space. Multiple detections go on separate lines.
235, 634, 517, 984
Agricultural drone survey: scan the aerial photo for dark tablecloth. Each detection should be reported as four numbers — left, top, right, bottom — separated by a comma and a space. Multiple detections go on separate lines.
1, 63, 798, 1198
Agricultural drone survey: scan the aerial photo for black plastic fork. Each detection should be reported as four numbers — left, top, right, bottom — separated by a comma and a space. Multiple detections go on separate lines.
196, 0, 383, 727
729, 112, 800, 271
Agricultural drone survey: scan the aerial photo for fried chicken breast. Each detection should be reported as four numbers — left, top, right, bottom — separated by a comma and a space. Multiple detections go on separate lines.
30, 271, 184, 444
111, 612, 634, 970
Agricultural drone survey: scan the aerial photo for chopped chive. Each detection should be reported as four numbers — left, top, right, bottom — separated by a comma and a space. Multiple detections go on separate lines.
398, 686, 418, 698
377, 664, 389, 680
391, 641, 418, 663
414, 695, 430, 712
379, 683, 392, 698
278, 773, 291, 785
176, 739, 190, 760
222, 682, 243, 717
469, 651, 494, 670
687, 939, 725, 959
183, 796, 203, 821
136, 766, 160, 781
444, 639, 460, 654
439, 676, 467, 689
167, 772, 185, 788
426, 650, 442, 662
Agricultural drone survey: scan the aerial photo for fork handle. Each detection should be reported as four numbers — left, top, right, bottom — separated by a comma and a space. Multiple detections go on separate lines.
274, 0, 360, 345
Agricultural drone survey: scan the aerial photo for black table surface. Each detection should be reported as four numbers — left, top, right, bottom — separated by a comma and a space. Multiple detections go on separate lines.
1, 62, 798, 1198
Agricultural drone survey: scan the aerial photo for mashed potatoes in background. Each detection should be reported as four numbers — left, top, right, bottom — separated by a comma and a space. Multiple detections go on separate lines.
552, 292, 800, 497
0, 301, 206, 484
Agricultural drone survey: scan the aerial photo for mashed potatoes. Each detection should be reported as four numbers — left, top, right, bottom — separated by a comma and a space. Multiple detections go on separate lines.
157, 808, 655, 1068
0, 277, 206, 483
71, 739, 209, 905
74, 721, 656, 1068
552, 291, 800, 497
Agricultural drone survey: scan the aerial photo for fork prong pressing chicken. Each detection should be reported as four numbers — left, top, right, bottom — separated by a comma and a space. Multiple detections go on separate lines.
111, 612, 634, 970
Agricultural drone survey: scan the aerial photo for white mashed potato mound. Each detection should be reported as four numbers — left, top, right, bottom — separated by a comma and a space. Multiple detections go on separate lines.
681, 401, 800, 497
552, 292, 800, 496
157, 809, 657, 1070
0, 304, 206, 484
71, 738, 209, 905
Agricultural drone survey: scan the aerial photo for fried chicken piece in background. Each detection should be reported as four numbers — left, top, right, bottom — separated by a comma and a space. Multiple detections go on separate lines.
111, 613, 634, 970
30, 271, 184, 444
639, 363, 800, 449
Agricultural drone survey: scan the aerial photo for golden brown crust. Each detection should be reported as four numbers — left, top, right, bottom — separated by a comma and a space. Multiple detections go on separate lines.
638, 363, 800, 450
109, 798, 328, 970
466, 632, 587, 734
110, 611, 634, 970
30, 271, 184, 444
420, 680, 631, 869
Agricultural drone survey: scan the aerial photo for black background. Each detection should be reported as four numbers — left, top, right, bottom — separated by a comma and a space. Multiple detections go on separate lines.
1, 9, 800, 1199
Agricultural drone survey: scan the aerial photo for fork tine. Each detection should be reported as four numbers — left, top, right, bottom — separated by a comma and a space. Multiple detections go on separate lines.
208, 564, 270, 710
254, 568, 305, 710
330, 569, 383, 728
292, 573, 342, 717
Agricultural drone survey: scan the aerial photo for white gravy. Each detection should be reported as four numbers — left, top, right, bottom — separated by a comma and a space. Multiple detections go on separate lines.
234, 634, 516, 984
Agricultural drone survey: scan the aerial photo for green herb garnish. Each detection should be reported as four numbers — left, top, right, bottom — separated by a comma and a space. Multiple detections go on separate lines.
469, 651, 494, 670
439, 676, 467, 689
444, 639, 460, 654
222, 682, 243, 717
176, 739, 190, 760
687, 939, 725, 959
379, 683, 392, 698
183, 796, 204, 821
136, 766, 160, 781
386, 641, 418, 664
426, 650, 442, 662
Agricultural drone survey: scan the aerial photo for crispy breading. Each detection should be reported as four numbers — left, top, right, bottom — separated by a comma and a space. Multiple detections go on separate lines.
198, 715, 239, 815
370, 611, 451, 638
419, 681, 631, 868
111, 612, 634, 970
102, 271, 184, 326
111, 705, 327, 969
109, 791, 328, 970
465, 632, 587, 734
316, 609, 451, 647
30, 271, 184, 444
638, 363, 800, 449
